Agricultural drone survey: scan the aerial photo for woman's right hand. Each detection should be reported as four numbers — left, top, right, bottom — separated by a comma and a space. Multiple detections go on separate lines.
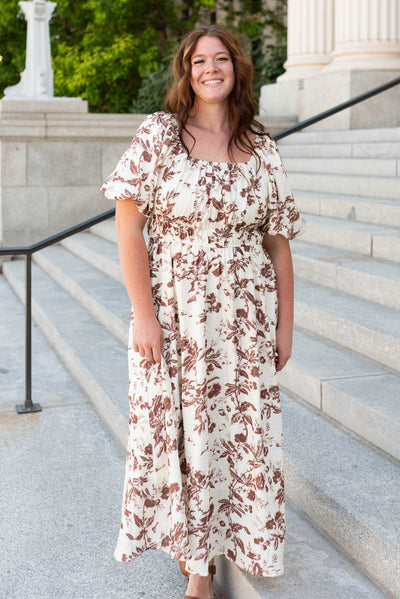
132, 314, 164, 365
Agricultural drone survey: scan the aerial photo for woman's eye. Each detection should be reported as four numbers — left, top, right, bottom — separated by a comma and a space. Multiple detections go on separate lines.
193, 59, 204, 65
218, 56, 229, 61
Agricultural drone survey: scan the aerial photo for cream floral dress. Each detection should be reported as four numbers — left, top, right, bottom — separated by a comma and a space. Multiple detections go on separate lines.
101, 111, 304, 577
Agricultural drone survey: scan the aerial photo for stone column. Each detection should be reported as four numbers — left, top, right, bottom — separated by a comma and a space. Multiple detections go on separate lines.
323, 0, 400, 72
4, 0, 57, 99
278, 0, 334, 80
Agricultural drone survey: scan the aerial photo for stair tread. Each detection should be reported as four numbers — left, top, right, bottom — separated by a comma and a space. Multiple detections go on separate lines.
280, 140, 400, 159
278, 126, 400, 144
282, 329, 400, 459
289, 325, 400, 457
222, 504, 386, 599
4, 259, 129, 419
66, 230, 120, 260
293, 189, 400, 229
295, 279, 400, 340
290, 328, 385, 380
0, 276, 87, 412
302, 212, 400, 236
285, 156, 398, 177
325, 372, 400, 423
281, 391, 400, 548
289, 171, 400, 200
38, 244, 129, 330
292, 239, 400, 279
294, 188, 400, 207
90, 219, 118, 244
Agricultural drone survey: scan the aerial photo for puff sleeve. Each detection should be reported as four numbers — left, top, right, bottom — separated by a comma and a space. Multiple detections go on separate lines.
262, 138, 305, 239
101, 112, 168, 217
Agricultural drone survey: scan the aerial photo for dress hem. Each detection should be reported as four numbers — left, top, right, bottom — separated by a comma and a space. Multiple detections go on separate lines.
114, 543, 284, 578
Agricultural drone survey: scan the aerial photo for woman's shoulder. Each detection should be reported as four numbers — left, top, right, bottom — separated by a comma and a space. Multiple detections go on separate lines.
138, 111, 177, 134
254, 130, 278, 154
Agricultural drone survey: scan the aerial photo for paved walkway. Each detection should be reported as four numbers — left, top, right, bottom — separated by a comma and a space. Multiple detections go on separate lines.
0, 277, 187, 599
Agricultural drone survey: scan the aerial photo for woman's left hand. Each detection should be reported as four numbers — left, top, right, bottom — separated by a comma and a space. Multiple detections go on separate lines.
275, 325, 293, 372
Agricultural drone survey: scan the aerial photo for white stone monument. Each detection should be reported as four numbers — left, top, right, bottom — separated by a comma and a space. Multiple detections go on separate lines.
0, 0, 87, 113
4, 0, 56, 99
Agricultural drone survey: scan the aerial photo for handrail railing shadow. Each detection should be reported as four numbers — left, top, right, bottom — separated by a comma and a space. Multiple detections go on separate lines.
1, 75, 400, 413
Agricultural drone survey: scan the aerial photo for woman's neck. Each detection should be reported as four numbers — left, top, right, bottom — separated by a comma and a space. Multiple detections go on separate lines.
188, 101, 230, 133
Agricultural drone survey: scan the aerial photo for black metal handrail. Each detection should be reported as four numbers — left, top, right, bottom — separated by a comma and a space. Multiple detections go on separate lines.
0, 208, 115, 413
1, 75, 400, 414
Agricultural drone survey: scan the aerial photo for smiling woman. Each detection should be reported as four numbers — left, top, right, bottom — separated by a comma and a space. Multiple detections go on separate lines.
101, 24, 304, 599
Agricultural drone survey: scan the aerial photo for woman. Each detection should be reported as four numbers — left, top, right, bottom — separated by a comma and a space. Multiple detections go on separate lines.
102, 25, 304, 599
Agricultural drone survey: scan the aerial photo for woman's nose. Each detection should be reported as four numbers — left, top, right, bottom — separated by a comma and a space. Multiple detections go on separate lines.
205, 59, 218, 73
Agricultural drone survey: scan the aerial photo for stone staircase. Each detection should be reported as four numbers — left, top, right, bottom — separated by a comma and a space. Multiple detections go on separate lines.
2, 125, 400, 599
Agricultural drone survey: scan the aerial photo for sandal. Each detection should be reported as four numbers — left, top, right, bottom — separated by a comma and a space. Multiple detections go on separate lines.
180, 560, 216, 599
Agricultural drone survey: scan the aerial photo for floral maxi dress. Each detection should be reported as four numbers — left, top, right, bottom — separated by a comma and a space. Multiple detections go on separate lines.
101, 111, 304, 577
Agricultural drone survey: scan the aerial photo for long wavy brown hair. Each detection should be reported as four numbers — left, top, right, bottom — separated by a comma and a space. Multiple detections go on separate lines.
164, 25, 266, 161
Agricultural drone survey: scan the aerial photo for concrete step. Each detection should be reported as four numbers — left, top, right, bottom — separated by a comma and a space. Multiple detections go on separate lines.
285, 156, 399, 177
215, 501, 387, 599
33, 245, 129, 346
294, 279, 400, 373
90, 219, 118, 244
61, 231, 123, 284
294, 190, 400, 228
281, 391, 400, 599
300, 213, 400, 262
278, 126, 400, 145
0, 274, 87, 414
291, 240, 400, 310
289, 170, 400, 200
279, 140, 400, 159
280, 328, 400, 461
2, 258, 129, 449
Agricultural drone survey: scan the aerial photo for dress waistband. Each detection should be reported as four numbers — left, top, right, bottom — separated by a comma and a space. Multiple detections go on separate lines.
148, 224, 264, 248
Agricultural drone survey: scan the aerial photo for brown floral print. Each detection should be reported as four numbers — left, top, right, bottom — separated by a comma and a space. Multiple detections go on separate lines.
101, 111, 304, 577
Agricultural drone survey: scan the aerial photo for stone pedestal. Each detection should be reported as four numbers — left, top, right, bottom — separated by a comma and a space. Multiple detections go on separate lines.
0, 99, 146, 247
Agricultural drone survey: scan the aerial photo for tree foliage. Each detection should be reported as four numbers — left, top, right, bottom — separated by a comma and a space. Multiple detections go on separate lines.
0, 0, 287, 113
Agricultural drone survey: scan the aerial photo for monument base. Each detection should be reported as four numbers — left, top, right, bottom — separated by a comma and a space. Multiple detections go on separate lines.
0, 97, 88, 118
260, 69, 400, 130
0, 97, 145, 247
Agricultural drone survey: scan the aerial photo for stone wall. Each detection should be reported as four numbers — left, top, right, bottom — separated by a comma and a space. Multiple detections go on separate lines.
0, 98, 145, 247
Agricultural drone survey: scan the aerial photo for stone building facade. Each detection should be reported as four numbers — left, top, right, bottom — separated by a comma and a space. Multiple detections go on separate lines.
260, 0, 400, 129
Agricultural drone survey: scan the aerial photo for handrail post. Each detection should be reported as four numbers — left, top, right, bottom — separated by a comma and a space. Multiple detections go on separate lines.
16, 253, 41, 414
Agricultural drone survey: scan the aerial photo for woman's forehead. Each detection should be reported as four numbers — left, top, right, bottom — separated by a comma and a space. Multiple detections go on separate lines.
192, 35, 229, 57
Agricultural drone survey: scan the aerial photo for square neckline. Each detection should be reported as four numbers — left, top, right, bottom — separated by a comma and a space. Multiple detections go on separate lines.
169, 113, 258, 167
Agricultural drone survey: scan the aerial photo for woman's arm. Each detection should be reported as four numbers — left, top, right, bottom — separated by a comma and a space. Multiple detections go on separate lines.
115, 199, 163, 364
262, 233, 294, 372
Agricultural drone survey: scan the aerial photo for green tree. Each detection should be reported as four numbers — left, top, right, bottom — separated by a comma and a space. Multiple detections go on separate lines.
0, 0, 27, 93
0, 0, 287, 114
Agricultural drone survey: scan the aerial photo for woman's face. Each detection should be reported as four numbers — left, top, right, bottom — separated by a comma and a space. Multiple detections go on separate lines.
190, 36, 235, 107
